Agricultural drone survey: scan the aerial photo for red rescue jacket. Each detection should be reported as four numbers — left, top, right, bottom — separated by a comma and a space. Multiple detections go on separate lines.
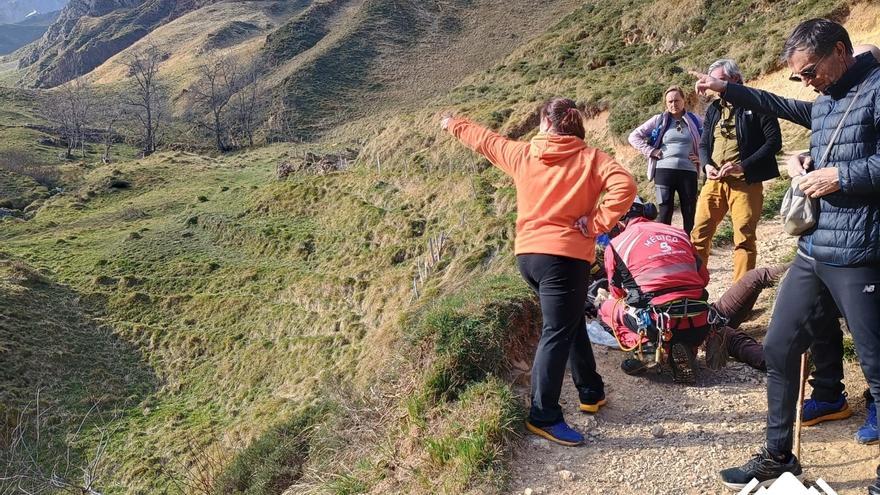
604, 218, 709, 306
600, 218, 710, 342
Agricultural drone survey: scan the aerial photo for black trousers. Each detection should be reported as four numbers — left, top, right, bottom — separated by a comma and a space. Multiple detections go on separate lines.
712, 264, 844, 395
517, 254, 604, 426
808, 298, 845, 402
654, 168, 698, 235
763, 254, 880, 455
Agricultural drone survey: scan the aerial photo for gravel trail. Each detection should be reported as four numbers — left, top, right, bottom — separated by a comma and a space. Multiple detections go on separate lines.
508, 216, 878, 495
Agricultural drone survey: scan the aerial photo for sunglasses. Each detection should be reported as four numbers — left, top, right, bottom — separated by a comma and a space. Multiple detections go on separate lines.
789, 53, 831, 82
675, 120, 683, 133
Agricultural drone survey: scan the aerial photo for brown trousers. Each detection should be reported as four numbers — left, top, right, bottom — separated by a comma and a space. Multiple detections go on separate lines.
690, 176, 763, 282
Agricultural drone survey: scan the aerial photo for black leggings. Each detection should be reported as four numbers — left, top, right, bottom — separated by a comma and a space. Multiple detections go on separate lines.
517, 254, 604, 426
654, 168, 698, 235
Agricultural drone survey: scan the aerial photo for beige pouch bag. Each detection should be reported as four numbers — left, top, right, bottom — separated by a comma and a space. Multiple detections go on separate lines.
781, 176, 818, 235
780, 81, 865, 236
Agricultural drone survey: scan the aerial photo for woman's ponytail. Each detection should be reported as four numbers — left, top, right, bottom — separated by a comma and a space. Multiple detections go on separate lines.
540, 98, 585, 139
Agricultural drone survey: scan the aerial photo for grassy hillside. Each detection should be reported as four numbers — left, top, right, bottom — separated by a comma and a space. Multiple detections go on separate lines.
3, 0, 878, 493
72, 0, 582, 138
0, 141, 544, 492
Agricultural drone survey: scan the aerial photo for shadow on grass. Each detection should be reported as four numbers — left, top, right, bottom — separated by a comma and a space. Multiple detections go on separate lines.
0, 258, 157, 473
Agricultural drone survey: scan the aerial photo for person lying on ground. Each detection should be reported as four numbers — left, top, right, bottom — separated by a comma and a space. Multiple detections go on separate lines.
441, 98, 637, 447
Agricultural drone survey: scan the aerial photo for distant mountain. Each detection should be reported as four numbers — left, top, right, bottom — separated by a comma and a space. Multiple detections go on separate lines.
0, 7, 58, 55
17, 0, 220, 87
0, 0, 66, 24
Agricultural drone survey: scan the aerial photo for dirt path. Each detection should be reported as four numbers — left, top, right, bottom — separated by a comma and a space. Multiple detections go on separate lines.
508, 215, 878, 494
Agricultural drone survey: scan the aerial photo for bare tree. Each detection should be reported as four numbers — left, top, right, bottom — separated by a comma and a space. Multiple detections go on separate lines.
94, 92, 125, 164
229, 60, 267, 148
42, 77, 94, 160
186, 54, 241, 152
120, 43, 167, 157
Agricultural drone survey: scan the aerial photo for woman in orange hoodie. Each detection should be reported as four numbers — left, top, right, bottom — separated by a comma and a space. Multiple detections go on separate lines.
442, 98, 637, 446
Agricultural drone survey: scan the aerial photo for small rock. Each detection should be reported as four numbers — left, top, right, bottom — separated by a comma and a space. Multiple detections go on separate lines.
558, 470, 576, 482
523, 489, 533, 495
651, 425, 665, 438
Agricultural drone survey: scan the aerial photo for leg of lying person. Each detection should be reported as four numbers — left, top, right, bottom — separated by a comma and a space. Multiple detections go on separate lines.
721, 326, 766, 371
713, 264, 789, 329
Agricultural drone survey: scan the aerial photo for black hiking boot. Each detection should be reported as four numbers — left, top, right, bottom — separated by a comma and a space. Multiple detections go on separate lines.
719, 447, 803, 491
621, 357, 648, 376
669, 342, 696, 384
869, 465, 880, 495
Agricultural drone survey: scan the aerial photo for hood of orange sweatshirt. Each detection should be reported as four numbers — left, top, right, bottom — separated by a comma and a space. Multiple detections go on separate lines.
528, 132, 587, 166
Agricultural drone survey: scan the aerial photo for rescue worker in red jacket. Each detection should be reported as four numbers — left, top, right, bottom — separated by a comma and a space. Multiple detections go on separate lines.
588, 199, 768, 382
598, 197, 710, 382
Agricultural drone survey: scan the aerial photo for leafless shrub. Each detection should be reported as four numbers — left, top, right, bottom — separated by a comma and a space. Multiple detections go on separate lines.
41, 64, 95, 160
0, 391, 118, 495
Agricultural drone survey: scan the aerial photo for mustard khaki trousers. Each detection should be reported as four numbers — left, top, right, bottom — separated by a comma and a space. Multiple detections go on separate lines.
690, 176, 763, 282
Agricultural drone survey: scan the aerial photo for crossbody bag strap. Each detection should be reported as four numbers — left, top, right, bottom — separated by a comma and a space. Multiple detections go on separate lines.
817, 81, 866, 167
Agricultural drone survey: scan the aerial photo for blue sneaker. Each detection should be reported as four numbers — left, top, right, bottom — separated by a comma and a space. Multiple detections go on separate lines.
801, 394, 852, 426
856, 402, 879, 445
525, 420, 584, 446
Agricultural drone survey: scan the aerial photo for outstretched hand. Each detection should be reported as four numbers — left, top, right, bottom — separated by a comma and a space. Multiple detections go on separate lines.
689, 70, 727, 96
439, 110, 454, 130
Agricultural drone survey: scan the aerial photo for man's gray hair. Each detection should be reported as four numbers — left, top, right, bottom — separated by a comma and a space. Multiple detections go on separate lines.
707, 59, 742, 82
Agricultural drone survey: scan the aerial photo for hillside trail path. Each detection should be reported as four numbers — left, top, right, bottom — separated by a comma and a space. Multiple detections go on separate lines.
508, 213, 877, 495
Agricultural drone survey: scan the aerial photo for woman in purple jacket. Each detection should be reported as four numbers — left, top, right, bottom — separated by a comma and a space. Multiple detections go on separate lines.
628, 86, 703, 234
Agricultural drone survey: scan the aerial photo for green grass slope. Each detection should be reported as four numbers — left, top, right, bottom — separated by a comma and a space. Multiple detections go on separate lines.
349, 0, 846, 162
0, 142, 542, 493
0, 0, 866, 493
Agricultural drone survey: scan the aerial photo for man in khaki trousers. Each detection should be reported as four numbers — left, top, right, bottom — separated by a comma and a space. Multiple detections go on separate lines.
691, 59, 782, 282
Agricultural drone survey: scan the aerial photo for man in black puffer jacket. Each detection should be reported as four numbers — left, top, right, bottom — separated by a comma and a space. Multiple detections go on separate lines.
694, 19, 880, 493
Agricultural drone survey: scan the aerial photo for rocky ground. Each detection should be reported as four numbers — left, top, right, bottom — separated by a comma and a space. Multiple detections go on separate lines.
508, 215, 878, 494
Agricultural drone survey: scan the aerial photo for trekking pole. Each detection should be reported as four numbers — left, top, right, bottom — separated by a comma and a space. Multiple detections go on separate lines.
793, 352, 810, 459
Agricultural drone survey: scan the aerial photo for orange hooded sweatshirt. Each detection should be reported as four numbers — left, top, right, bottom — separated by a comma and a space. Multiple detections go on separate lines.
448, 118, 637, 262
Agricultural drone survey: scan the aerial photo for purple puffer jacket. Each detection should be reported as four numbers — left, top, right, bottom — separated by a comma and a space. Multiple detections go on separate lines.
628, 111, 703, 181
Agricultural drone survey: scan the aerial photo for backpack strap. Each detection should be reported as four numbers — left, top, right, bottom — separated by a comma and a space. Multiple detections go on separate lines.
685, 111, 702, 134
648, 112, 668, 147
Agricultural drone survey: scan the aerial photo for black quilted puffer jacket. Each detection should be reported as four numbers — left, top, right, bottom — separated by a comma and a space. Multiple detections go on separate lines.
723, 52, 880, 266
